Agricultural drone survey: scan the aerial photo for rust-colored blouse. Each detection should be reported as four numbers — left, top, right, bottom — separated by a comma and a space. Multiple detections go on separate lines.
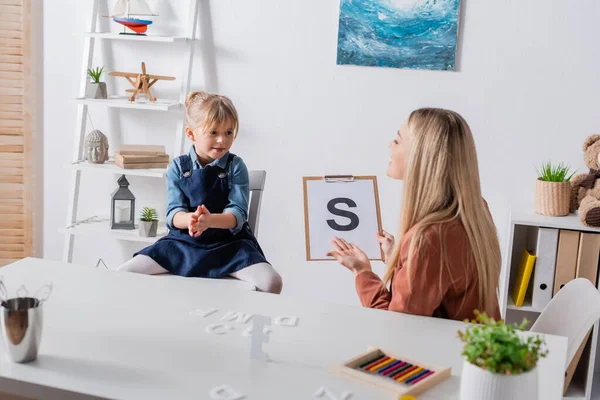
355, 218, 501, 321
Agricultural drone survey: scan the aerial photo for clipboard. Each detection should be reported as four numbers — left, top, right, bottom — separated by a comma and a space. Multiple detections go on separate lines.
303, 175, 384, 261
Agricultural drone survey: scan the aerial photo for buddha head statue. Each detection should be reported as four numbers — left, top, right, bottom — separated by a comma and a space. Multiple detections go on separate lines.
84, 129, 109, 164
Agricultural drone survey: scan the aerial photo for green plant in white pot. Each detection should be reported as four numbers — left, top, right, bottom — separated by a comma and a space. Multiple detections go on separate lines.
86, 66, 107, 99
139, 207, 158, 237
534, 161, 576, 216
458, 312, 548, 400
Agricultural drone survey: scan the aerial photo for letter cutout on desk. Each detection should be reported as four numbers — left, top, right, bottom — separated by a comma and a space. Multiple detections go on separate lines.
303, 176, 383, 261
273, 316, 299, 327
242, 325, 272, 337
222, 311, 254, 324
313, 386, 353, 400
205, 324, 234, 335
209, 385, 246, 400
189, 308, 219, 317
250, 315, 271, 361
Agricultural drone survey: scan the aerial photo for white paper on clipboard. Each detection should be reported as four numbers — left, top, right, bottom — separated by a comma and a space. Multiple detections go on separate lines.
303, 176, 383, 261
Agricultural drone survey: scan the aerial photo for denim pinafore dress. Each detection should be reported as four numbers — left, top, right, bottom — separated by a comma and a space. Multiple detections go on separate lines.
135, 153, 268, 278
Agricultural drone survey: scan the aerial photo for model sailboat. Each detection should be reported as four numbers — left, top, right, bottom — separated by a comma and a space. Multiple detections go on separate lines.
110, 0, 157, 35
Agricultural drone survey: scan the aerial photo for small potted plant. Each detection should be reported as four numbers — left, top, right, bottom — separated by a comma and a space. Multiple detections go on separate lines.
534, 161, 575, 216
139, 207, 158, 237
458, 312, 548, 400
86, 66, 107, 99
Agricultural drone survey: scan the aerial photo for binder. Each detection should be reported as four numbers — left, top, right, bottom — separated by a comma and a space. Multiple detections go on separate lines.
302, 175, 384, 261
529, 228, 559, 310
553, 230, 581, 296
575, 232, 600, 285
511, 249, 536, 307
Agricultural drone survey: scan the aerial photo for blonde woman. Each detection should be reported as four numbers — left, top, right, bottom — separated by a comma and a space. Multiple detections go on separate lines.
119, 92, 282, 294
327, 108, 501, 321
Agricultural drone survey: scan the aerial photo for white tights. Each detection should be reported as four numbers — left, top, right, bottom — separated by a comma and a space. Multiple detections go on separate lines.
117, 255, 283, 294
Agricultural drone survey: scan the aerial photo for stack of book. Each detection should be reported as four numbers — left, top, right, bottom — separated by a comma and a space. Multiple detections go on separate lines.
115, 145, 169, 170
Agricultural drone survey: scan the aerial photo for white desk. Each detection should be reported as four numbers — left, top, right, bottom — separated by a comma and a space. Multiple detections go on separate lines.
0, 258, 567, 400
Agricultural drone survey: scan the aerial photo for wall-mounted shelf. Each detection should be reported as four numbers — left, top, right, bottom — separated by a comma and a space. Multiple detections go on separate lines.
61, 217, 168, 244
505, 297, 542, 313
79, 32, 189, 43
67, 160, 167, 178
72, 96, 182, 112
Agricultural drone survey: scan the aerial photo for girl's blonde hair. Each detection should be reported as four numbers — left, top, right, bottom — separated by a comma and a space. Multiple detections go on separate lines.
185, 91, 239, 137
384, 108, 501, 314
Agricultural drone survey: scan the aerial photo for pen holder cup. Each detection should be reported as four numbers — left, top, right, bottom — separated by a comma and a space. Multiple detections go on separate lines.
1, 297, 43, 363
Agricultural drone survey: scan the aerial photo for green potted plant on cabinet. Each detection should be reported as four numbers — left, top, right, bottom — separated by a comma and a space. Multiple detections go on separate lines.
534, 161, 575, 216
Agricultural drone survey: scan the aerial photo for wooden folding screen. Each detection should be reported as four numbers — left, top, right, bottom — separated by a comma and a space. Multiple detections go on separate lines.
0, 0, 33, 266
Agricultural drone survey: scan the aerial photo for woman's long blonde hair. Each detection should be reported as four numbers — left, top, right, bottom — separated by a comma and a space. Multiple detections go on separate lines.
384, 108, 501, 314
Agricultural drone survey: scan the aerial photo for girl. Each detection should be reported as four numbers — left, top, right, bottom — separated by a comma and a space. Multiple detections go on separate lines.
327, 108, 501, 321
119, 92, 283, 294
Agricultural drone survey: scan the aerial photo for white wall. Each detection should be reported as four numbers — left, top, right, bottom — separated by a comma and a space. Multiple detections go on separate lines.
43, 0, 600, 305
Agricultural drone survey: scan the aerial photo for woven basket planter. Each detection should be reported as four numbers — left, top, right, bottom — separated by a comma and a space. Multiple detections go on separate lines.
534, 179, 570, 216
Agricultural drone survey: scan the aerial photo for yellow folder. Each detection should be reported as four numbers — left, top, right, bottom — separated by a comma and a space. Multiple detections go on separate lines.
511, 249, 537, 307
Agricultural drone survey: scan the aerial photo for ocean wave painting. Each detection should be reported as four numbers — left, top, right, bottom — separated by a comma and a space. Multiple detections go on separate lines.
337, 0, 462, 71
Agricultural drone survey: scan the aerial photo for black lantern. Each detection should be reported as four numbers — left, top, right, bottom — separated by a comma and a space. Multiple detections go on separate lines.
111, 175, 135, 230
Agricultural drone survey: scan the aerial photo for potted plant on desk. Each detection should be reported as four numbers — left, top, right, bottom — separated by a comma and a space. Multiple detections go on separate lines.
458, 312, 548, 400
139, 207, 158, 237
534, 161, 575, 216
86, 66, 108, 99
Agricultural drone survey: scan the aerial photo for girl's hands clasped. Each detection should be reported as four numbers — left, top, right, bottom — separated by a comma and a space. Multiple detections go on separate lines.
188, 205, 211, 237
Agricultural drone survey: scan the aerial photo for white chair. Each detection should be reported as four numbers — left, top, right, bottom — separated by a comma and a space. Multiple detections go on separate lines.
529, 278, 600, 393
158, 170, 267, 290
247, 170, 266, 237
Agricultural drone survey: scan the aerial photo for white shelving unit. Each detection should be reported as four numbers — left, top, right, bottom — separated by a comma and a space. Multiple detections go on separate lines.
62, 0, 200, 262
502, 208, 600, 400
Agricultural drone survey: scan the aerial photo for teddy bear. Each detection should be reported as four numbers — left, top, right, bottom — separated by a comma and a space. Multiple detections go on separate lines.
571, 134, 600, 227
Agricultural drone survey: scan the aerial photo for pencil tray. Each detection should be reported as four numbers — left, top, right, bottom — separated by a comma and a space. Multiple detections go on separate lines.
331, 347, 451, 397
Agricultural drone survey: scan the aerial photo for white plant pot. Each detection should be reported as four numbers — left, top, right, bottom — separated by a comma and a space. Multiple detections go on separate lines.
460, 360, 538, 400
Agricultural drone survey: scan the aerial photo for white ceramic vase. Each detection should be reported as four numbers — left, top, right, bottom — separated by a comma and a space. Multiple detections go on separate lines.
460, 360, 538, 400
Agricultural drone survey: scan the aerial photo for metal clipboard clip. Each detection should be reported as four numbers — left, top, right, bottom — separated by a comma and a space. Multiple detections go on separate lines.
324, 175, 355, 183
